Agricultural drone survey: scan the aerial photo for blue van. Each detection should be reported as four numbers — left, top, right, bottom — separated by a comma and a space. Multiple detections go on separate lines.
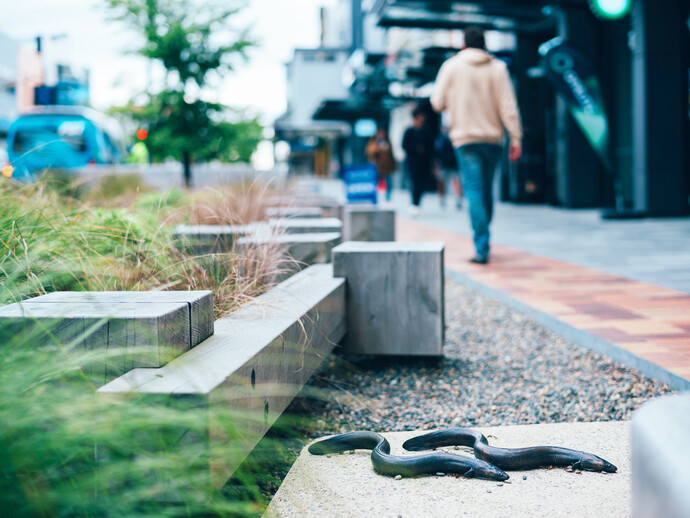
6, 106, 126, 182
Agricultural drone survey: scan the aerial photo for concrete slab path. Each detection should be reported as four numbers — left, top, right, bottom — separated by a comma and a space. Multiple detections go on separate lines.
266, 421, 629, 518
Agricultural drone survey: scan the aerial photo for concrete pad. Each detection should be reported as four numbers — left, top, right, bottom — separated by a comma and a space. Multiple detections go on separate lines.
266, 421, 630, 518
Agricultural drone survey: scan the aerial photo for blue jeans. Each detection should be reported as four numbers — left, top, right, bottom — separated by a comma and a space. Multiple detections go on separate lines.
455, 143, 502, 260
379, 173, 394, 200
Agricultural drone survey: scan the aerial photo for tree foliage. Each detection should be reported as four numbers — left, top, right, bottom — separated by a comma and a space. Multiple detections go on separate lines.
105, 0, 261, 183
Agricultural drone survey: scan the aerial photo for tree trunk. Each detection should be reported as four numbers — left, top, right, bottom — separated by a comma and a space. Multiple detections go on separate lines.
183, 151, 192, 188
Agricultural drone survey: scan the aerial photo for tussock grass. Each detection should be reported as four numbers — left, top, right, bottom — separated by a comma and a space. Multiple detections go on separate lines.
0, 176, 287, 317
0, 174, 299, 516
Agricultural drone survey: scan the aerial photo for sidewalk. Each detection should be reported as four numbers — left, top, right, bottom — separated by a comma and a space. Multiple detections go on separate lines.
294, 179, 690, 389
393, 193, 690, 390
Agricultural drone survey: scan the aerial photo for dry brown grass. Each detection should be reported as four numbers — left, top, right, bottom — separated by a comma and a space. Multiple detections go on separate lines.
1, 175, 295, 320
164, 180, 280, 226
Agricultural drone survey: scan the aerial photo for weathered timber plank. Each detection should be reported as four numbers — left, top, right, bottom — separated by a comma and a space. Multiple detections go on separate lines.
27, 291, 214, 347
0, 302, 191, 382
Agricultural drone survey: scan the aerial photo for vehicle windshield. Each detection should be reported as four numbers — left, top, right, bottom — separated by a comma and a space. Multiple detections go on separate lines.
12, 119, 87, 154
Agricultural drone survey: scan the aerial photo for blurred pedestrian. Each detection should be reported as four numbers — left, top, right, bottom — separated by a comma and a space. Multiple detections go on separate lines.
366, 128, 397, 202
431, 25, 522, 264
434, 126, 463, 209
402, 107, 435, 216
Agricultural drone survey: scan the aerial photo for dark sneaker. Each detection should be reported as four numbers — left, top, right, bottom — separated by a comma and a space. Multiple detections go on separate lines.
469, 256, 489, 265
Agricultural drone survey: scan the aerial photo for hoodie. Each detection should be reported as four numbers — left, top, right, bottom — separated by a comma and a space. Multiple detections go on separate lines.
430, 48, 522, 148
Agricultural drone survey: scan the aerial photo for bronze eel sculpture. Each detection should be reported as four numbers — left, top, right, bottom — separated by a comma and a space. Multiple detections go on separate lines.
308, 431, 509, 480
402, 428, 617, 473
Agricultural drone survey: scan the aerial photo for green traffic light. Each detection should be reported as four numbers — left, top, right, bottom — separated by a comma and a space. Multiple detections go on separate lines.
589, 0, 633, 19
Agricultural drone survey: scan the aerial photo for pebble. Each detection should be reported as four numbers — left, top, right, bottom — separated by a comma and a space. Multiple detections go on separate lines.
522, 476, 527, 480
395, 475, 402, 480
497, 483, 503, 487
435, 472, 445, 477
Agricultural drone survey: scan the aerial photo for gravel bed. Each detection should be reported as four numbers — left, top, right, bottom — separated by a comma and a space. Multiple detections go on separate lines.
294, 275, 674, 435
229, 274, 674, 508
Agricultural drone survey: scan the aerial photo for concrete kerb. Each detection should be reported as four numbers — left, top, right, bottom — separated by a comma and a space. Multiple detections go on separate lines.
445, 269, 690, 392
98, 264, 346, 489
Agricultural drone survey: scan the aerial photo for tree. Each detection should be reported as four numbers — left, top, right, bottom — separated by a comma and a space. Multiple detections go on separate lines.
105, 0, 261, 186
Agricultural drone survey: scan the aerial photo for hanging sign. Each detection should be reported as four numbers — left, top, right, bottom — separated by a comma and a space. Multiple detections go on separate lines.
539, 38, 611, 171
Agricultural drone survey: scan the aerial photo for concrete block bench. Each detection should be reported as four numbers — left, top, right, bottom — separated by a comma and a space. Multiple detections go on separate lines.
263, 195, 343, 219
332, 241, 444, 356
632, 393, 690, 518
0, 291, 213, 381
343, 205, 395, 241
236, 232, 341, 281
99, 264, 346, 489
265, 207, 323, 219
172, 223, 265, 254
268, 217, 342, 235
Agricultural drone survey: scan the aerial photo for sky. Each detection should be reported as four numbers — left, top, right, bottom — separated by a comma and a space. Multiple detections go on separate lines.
3, 0, 336, 124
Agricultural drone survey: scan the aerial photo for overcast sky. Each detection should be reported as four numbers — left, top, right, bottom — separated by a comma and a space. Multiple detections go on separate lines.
3, 0, 335, 123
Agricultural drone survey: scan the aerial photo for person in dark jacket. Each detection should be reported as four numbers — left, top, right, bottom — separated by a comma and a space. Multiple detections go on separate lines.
434, 126, 463, 209
402, 107, 435, 215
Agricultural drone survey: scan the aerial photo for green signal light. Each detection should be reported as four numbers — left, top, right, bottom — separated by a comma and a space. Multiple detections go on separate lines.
589, 0, 633, 19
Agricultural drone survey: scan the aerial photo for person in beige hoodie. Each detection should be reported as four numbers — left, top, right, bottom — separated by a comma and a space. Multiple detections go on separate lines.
431, 26, 522, 264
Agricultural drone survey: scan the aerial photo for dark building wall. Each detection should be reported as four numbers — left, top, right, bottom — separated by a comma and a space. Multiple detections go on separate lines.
506, 35, 554, 204
554, 5, 604, 208
631, 0, 690, 216
601, 17, 634, 209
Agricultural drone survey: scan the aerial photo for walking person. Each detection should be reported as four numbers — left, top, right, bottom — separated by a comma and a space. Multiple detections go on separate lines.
431, 26, 522, 264
366, 128, 397, 202
402, 107, 435, 216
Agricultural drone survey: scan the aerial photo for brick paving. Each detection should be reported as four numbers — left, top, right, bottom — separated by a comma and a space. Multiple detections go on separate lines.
397, 217, 690, 387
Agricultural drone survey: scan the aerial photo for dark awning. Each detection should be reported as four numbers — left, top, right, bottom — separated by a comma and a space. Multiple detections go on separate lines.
312, 100, 388, 123
274, 112, 350, 140
371, 0, 559, 34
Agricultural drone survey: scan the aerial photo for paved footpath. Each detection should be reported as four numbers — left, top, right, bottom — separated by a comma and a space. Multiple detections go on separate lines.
295, 179, 690, 389
395, 202, 690, 391
271, 182, 686, 518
